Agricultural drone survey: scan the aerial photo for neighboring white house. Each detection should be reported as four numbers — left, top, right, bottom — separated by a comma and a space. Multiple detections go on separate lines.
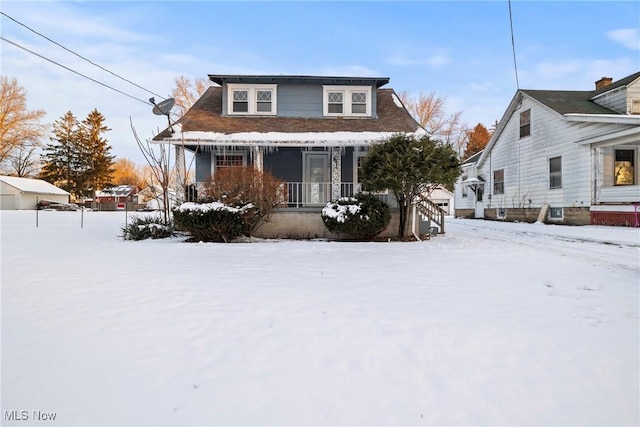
0, 176, 70, 210
455, 72, 640, 226
136, 185, 179, 211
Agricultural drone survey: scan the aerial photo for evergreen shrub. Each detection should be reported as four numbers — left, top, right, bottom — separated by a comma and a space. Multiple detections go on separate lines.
173, 202, 248, 242
321, 193, 391, 240
121, 215, 175, 241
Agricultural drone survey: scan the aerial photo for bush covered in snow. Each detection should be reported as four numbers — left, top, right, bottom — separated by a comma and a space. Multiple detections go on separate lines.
173, 202, 250, 242
321, 193, 391, 240
121, 215, 175, 241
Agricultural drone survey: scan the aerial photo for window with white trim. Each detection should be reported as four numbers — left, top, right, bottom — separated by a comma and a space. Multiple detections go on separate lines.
493, 169, 504, 194
228, 84, 277, 115
549, 156, 562, 189
520, 109, 531, 138
614, 149, 635, 185
631, 99, 640, 115
549, 207, 563, 220
323, 85, 371, 117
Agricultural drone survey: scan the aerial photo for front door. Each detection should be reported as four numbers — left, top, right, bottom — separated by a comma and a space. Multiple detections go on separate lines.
303, 153, 329, 205
474, 186, 485, 218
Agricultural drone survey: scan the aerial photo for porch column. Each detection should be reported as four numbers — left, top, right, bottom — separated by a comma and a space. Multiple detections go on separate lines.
331, 146, 341, 200
175, 145, 185, 203
254, 146, 263, 172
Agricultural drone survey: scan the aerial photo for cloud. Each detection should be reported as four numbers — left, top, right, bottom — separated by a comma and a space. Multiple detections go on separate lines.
606, 28, 640, 50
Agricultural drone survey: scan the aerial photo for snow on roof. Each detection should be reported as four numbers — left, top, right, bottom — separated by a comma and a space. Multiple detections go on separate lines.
96, 185, 137, 197
160, 128, 427, 146
0, 176, 70, 195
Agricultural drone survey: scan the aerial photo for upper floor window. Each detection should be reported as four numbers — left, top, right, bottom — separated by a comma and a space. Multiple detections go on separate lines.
631, 99, 640, 115
323, 86, 371, 117
614, 149, 635, 185
228, 84, 277, 115
519, 109, 531, 138
549, 156, 562, 189
493, 169, 504, 194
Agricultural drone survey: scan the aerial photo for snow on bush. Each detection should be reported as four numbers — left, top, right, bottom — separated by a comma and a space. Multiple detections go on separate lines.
321, 193, 391, 240
173, 202, 254, 242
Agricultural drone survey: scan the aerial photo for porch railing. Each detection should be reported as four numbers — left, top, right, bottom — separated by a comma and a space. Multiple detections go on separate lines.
279, 182, 390, 208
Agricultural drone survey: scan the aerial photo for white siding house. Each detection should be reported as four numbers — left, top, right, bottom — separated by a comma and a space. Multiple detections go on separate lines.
0, 176, 70, 210
455, 72, 640, 226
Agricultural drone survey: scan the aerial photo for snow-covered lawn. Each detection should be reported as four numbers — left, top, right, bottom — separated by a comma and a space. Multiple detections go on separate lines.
2, 210, 639, 426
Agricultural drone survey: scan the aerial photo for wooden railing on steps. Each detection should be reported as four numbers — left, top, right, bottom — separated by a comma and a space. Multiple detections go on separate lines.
415, 194, 446, 234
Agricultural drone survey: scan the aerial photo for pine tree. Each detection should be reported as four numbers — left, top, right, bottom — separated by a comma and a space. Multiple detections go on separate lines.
39, 111, 82, 195
80, 109, 114, 198
39, 109, 115, 200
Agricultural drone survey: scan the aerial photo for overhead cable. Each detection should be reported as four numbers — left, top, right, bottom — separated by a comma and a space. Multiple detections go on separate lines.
508, 0, 520, 89
1, 36, 151, 106
0, 11, 165, 99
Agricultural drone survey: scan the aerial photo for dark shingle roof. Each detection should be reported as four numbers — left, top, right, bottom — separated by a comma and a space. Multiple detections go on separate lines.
521, 71, 640, 115
154, 87, 422, 140
520, 90, 617, 114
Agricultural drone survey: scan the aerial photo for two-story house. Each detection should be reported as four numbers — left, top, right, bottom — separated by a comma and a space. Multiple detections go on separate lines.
153, 74, 427, 238
455, 71, 640, 227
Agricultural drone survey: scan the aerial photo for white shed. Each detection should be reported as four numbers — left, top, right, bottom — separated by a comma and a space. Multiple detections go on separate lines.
0, 176, 70, 210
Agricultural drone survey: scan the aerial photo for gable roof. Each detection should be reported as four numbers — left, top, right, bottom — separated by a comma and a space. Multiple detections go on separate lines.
0, 176, 70, 195
473, 71, 640, 168
153, 86, 425, 146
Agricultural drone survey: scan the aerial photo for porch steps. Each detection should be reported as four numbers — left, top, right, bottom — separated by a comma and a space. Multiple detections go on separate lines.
415, 195, 447, 234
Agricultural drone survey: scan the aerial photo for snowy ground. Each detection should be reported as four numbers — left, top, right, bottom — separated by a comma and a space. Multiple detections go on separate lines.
1, 210, 639, 426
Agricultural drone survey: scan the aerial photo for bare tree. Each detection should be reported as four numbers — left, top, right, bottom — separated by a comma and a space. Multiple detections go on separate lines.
398, 90, 467, 154
131, 119, 172, 223
170, 75, 209, 118
0, 76, 47, 164
5, 141, 41, 177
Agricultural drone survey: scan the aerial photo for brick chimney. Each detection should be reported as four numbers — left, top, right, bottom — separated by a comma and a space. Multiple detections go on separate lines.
595, 77, 613, 90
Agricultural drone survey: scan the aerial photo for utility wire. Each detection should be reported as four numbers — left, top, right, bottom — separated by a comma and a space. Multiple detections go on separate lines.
1, 36, 152, 106
0, 11, 165, 99
508, 0, 520, 89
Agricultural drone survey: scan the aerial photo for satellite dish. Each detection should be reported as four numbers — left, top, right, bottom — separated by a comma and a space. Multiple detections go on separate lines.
152, 97, 175, 115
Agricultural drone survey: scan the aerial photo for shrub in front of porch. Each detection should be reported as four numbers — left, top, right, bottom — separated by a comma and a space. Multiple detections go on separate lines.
321, 193, 391, 240
201, 167, 285, 236
173, 202, 248, 242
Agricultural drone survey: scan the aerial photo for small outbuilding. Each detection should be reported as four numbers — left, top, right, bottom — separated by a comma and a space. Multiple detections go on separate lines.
0, 176, 71, 210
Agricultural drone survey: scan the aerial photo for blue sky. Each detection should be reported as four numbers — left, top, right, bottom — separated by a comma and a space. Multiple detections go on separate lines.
2, 1, 639, 164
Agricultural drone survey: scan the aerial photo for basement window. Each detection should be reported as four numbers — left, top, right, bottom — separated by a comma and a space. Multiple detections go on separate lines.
549, 207, 563, 220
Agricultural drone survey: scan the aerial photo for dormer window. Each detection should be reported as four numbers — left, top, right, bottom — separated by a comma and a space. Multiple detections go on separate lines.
228, 84, 277, 115
323, 86, 371, 117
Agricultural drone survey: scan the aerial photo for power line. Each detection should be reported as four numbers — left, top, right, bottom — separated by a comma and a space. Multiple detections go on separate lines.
508, 0, 520, 89
0, 11, 165, 99
1, 36, 152, 106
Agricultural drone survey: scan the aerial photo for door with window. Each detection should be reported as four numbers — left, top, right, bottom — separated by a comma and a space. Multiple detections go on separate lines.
474, 185, 485, 218
303, 153, 329, 205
